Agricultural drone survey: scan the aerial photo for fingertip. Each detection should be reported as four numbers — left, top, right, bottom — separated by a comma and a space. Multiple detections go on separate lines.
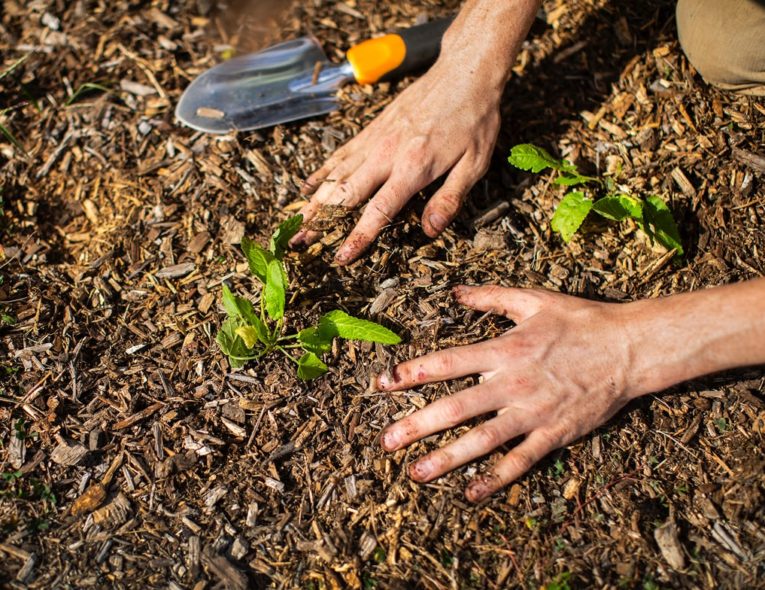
377, 371, 392, 390
422, 211, 448, 238
289, 231, 306, 247
465, 472, 502, 503
379, 426, 400, 452
451, 285, 472, 303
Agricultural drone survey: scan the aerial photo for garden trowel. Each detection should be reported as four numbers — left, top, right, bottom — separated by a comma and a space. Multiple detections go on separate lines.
176, 18, 452, 133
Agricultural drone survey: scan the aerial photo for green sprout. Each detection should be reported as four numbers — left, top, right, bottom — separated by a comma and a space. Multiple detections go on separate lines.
216, 215, 400, 379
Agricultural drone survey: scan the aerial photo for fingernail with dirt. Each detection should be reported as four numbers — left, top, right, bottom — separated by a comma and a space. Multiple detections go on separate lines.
377, 371, 392, 389
409, 459, 432, 480
465, 481, 487, 503
381, 428, 399, 451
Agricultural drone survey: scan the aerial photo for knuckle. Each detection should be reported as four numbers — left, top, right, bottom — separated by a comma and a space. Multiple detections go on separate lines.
475, 424, 503, 449
435, 352, 454, 375
430, 448, 453, 473
439, 396, 466, 427
509, 448, 534, 474
436, 190, 464, 212
539, 427, 564, 450
335, 180, 356, 204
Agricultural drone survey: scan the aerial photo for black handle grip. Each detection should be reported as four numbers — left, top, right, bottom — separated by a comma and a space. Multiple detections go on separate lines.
382, 17, 454, 81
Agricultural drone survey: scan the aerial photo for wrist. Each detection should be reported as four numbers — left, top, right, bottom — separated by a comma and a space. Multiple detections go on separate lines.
438, 0, 541, 88
621, 280, 765, 398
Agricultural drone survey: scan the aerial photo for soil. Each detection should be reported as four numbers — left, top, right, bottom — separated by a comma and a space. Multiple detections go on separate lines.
1, 0, 764, 588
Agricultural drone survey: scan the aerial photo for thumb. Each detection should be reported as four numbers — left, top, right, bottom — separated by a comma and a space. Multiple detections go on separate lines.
453, 285, 547, 323
422, 156, 479, 237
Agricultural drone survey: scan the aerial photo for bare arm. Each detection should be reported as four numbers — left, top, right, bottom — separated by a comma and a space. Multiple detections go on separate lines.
377, 279, 765, 502
291, 0, 543, 263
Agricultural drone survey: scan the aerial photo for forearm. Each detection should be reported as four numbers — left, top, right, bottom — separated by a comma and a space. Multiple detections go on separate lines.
439, 0, 542, 88
627, 279, 765, 396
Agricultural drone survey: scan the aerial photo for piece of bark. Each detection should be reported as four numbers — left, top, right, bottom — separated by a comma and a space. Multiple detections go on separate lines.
654, 520, 686, 570
92, 493, 132, 528
51, 441, 89, 466
156, 263, 195, 279
71, 483, 107, 517
202, 548, 248, 590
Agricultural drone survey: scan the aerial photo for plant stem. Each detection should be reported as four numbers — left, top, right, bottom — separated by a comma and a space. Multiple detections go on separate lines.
276, 347, 300, 365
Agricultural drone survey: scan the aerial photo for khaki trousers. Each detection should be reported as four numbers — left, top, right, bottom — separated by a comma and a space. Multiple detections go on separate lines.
676, 0, 765, 95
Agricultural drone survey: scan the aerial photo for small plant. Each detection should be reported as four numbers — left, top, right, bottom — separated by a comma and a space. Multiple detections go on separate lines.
216, 215, 400, 379
65, 82, 112, 107
543, 572, 572, 590
508, 144, 683, 255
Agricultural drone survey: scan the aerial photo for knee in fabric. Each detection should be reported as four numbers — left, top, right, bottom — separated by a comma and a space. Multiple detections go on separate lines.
676, 0, 765, 94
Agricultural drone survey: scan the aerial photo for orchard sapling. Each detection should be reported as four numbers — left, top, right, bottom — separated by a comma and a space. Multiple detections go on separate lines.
216, 215, 400, 380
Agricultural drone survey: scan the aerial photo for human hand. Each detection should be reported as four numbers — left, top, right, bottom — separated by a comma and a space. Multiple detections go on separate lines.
376, 285, 649, 502
290, 54, 503, 264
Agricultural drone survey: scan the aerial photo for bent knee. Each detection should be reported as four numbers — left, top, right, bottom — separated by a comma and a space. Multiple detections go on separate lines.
677, 0, 765, 94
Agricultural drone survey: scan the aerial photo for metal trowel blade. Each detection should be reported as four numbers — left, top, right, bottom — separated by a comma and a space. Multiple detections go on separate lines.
175, 37, 353, 134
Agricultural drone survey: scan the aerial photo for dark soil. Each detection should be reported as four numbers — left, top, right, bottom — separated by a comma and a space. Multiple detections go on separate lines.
1, 0, 764, 588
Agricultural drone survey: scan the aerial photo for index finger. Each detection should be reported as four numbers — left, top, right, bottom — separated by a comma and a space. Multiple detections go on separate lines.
333, 171, 424, 265
377, 340, 496, 391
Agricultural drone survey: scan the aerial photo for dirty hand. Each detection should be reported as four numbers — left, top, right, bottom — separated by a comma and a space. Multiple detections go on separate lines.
291, 0, 542, 264
376, 281, 765, 502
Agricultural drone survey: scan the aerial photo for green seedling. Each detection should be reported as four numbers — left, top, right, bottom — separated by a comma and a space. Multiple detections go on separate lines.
0, 108, 25, 155
65, 82, 112, 106
508, 144, 683, 255
0, 55, 32, 155
216, 215, 400, 379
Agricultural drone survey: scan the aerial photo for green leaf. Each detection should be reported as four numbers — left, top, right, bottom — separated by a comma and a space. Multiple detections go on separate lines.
264, 259, 286, 320
221, 284, 270, 344
216, 318, 253, 369
235, 326, 261, 348
65, 82, 111, 106
592, 194, 644, 222
296, 352, 328, 380
318, 310, 400, 344
550, 191, 593, 243
644, 195, 683, 256
508, 144, 561, 173
241, 237, 274, 283
0, 120, 25, 155
0, 54, 30, 82
297, 326, 333, 355
554, 173, 595, 187
269, 214, 303, 259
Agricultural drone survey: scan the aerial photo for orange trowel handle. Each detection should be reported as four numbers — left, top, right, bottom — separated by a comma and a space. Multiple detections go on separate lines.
346, 17, 453, 85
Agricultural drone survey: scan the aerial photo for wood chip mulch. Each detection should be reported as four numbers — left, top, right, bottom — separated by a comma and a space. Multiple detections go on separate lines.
1, 0, 763, 588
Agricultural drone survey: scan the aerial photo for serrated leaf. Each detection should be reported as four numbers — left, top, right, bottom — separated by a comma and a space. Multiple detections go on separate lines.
508, 144, 561, 173
298, 326, 333, 355
216, 318, 252, 369
592, 194, 644, 222
644, 195, 683, 256
550, 191, 593, 243
269, 214, 303, 259
318, 310, 400, 344
264, 259, 286, 320
296, 352, 328, 380
241, 237, 274, 283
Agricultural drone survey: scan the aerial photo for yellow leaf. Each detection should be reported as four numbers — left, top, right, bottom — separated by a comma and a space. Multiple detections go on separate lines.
235, 326, 259, 348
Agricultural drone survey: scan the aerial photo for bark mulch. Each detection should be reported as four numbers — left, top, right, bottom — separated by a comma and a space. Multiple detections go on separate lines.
1, 0, 763, 588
